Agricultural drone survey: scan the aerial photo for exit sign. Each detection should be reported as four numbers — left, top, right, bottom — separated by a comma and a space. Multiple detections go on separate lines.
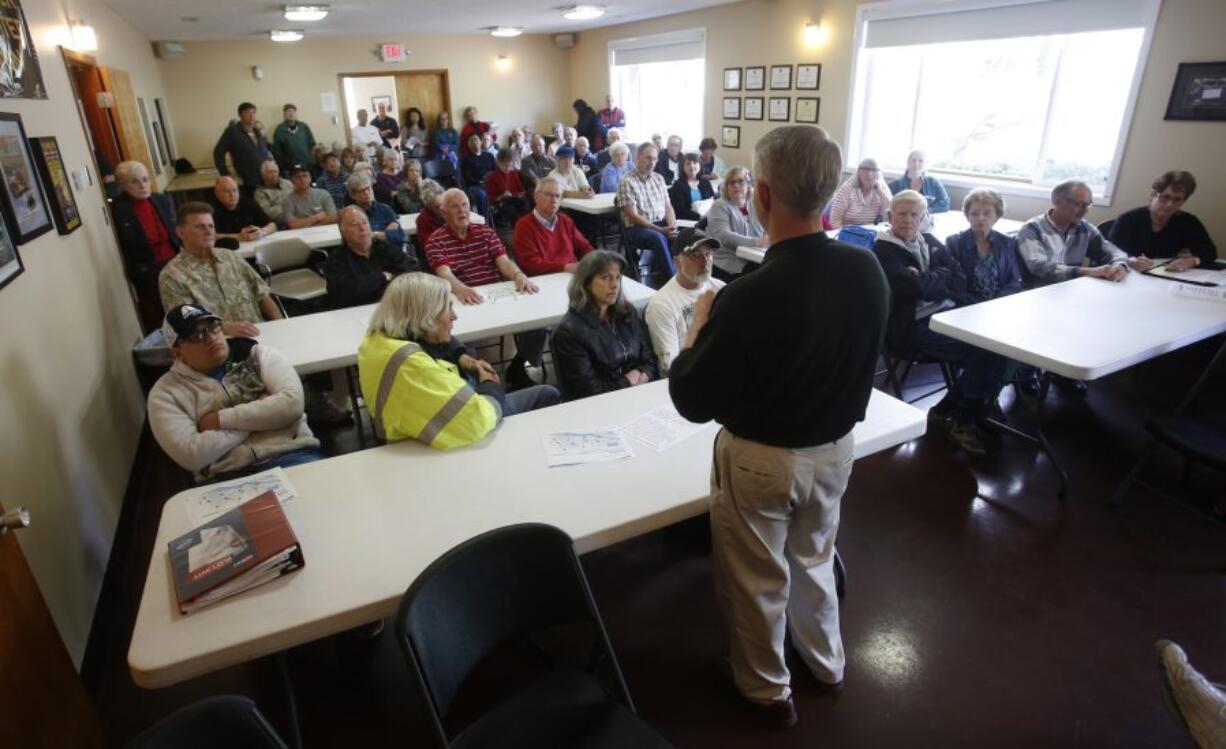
380, 43, 406, 62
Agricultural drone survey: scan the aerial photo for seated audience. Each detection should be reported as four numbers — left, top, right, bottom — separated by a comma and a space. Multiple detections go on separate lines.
425, 188, 543, 388
513, 176, 594, 276
598, 94, 626, 130
1017, 180, 1149, 286
1108, 170, 1216, 270
213, 102, 273, 194
149, 303, 322, 481
432, 110, 460, 168
370, 102, 399, 148
596, 127, 623, 169
520, 134, 556, 192
210, 176, 275, 244
460, 106, 495, 157
346, 173, 406, 247
487, 149, 529, 225
944, 188, 1024, 303
460, 133, 494, 216
315, 151, 350, 209
374, 148, 402, 204
272, 103, 316, 173
392, 159, 427, 214
339, 147, 360, 174
706, 166, 767, 281
323, 206, 414, 309
644, 236, 725, 374
651, 133, 664, 151
598, 142, 633, 194
573, 98, 604, 150
282, 164, 338, 229
618, 143, 680, 283
697, 138, 727, 180
575, 137, 598, 174
414, 179, 447, 245
562, 127, 578, 149
160, 202, 282, 334
506, 128, 527, 169
254, 160, 293, 225
548, 146, 594, 199
110, 160, 180, 324
551, 250, 659, 400
402, 107, 428, 159
550, 122, 566, 144
309, 143, 330, 180
480, 132, 499, 157
888, 150, 950, 214
351, 108, 382, 159
655, 135, 684, 185
668, 153, 716, 221
357, 273, 561, 449
829, 158, 892, 229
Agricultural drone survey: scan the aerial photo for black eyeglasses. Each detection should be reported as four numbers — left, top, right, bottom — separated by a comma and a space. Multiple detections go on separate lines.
184, 320, 223, 343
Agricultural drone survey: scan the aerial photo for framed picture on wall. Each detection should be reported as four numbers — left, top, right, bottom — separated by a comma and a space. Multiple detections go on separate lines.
1164, 61, 1226, 121
723, 67, 742, 91
371, 95, 392, 113
770, 64, 792, 90
745, 66, 766, 91
721, 125, 740, 149
0, 212, 23, 290
796, 64, 822, 90
768, 97, 791, 122
0, 0, 46, 99
795, 97, 820, 124
723, 97, 741, 120
744, 97, 764, 121
29, 137, 81, 235
0, 113, 52, 244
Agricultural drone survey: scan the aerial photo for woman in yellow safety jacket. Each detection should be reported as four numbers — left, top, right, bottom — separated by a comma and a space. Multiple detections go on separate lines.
357, 272, 560, 449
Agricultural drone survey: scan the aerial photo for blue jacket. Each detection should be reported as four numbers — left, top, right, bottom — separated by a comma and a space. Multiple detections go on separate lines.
888, 174, 949, 213
944, 228, 1024, 304
352, 200, 407, 247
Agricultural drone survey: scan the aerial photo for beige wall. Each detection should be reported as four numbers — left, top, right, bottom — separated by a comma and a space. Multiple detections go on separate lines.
12, 0, 161, 664
570, 0, 1226, 244
159, 34, 573, 168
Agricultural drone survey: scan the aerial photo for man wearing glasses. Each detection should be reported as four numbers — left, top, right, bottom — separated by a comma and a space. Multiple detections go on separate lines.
148, 303, 324, 481
1016, 180, 1151, 287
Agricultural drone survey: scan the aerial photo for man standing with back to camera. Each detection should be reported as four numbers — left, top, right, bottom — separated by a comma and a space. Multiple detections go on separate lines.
669, 125, 889, 729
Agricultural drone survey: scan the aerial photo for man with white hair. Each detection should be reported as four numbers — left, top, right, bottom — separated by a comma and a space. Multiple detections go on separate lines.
574, 136, 598, 175
323, 206, 414, 309
598, 94, 626, 131
644, 236, 725, 375
253, 160, 293, 225
670, 125, 889, 729
598, 141, 633, 194
596, 127, 623, 169
210, 176, 275, 244
513, 176, 593, 276
110, 160, 180, 323
345, 172, 406, 247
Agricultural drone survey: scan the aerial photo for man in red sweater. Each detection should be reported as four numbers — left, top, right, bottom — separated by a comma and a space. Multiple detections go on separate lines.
512, 175, 594, 276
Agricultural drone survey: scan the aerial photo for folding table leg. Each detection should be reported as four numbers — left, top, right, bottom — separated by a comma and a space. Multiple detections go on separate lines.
981, 373, 1069, 502
277, 650, 304, 749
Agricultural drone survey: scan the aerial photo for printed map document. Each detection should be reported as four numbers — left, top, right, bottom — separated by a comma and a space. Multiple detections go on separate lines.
543, 430, 634, 467
184, 467, 298, 527
620, 404, 705, 451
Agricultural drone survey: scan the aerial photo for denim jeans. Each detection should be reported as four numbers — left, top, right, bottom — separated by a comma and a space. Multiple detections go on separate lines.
912, 319, 1007, 402
623, 224, 678, 282
503, 384, 562, 416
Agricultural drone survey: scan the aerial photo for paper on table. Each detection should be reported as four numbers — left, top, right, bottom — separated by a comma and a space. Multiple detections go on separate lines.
620, 404, 705, 451
483, 286, 519, 304
184, 467, 298, 527
543, 430, 634, 468
1171, 284, 1226, 304
1147, 263, 1226, 286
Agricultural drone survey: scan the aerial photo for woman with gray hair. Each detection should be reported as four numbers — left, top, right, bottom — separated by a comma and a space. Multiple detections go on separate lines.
705, 166, 767, 280
828, 157, 893, 229
550, 250, 659, 401
413, 178, 448, 244
393, 159, 427, 214
887, 150, 949, 213
944, 187, 1024, 304
357, 273, 560, 448
598, 141, 633, 193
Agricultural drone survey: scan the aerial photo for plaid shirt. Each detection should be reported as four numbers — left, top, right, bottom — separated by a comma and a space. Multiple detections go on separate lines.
159, 247, 270, 323
1016, 212, 1127, 285
617, 169, 669, 226
315, 170, 350, 209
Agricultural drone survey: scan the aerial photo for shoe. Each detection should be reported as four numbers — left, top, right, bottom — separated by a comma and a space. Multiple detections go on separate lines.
947, 420, 989, 457
1157, 640, 1226, 749
717, 658, 798, 729
308, 399, 353, 425
782, 635, 846, 696
1054, 376, 1088, 397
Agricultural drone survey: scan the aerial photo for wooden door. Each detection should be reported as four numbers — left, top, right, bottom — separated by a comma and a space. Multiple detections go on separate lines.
0, 504, 104, 748
393, 70, 450, 143
100, 66, 159, 191
62, 52, 123, 174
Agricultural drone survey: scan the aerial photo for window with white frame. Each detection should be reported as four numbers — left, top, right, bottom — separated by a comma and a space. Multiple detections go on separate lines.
846, 0, 1160, 200
609, 29, 705, 149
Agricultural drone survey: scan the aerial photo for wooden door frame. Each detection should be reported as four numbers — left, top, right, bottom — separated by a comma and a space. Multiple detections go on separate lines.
335, 69, 451, 148
59, 48, 123, 192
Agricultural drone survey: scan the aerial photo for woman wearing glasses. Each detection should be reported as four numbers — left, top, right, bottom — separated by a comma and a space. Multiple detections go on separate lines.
705, 166, 767, 282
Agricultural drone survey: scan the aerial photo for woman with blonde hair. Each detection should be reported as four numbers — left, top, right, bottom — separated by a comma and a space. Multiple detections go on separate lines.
705, 166, 767, 281
358, 273, 559, 448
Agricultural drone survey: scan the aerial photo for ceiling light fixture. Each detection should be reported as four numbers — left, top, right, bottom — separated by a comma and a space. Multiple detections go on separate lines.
69, 19, 98, 51
270, 29, 304, 42
488, 26, 524, 37
284, 5, 329, 22
562, 5, 605, 21
497, 54, 512, 70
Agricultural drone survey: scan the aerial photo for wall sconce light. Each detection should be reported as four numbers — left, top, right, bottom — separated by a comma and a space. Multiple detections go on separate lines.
70, 19, 98, 51
804, 22, 827, 46
496, 54, 511, 71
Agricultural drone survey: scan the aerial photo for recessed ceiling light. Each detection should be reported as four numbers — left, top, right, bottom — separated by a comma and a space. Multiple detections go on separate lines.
270, 29, 304, 42
284, 5, 329, 22
562, 5, 605, 20
488, 26, 524, 37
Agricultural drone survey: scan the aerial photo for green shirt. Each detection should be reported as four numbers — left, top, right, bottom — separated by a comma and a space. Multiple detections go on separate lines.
273, 121, 316, 168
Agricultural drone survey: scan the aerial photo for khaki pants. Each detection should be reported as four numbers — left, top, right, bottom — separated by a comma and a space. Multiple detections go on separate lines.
710, 427, 854, 704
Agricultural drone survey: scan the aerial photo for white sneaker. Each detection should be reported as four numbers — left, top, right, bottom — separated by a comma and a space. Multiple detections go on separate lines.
1158, 640, 1226, 749
525, 364, 544, 384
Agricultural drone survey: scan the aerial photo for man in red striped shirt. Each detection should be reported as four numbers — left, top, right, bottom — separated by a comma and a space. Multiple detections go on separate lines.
513, 176, 593, 276
425, 188, 538, 304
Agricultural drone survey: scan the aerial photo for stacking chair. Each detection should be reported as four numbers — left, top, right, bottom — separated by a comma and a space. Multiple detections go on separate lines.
126, 695, 289, 749
253, 238, 327, 315
395, 523, 674, 749
423, 158, 458, 188
881, 348, 954, 404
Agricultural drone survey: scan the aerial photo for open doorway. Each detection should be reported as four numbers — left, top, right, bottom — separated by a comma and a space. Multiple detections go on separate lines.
61, 49, 125, 197
337, 70, 451, 152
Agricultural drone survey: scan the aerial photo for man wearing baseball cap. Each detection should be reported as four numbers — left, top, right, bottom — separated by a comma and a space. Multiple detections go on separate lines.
644, 234, 726, 374
547, 145, 594, 199
148, 303, 323, 481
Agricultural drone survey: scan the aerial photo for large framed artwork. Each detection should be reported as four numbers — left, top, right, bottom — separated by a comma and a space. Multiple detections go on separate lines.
0, 113, 52, 243
29, 136, 82, 235
1164, 61, 1226, 122
0, 0, 46, 99
0, 213, 23, 290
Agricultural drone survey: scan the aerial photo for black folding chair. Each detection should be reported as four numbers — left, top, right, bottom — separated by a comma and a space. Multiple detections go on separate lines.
126, 695, 289, 749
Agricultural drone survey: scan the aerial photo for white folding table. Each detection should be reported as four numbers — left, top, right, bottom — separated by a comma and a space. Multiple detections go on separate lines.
128, 381, 926, 688
236, 212, 485, 259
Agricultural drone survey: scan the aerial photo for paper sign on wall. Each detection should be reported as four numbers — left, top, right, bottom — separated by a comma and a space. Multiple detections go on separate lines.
320, 92, 337, 113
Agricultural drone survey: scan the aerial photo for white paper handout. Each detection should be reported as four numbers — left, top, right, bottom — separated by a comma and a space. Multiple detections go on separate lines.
620, 404, 705, 451
1171, 283, 1226, 304
483, 286, 519, 304
543, 430, 634, 468
184, 467, 298, 527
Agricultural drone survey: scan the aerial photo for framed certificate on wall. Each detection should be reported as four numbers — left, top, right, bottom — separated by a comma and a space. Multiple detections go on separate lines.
768, 96, 791, 122
795, 97, 820, 123
796, 64, 821, 90
721, 125, 740, 149
723, 67, 742, 91
769, 64, 792, 90
723, 97, 741, 120
744, 97, 764, 121
744, 66, 766, 91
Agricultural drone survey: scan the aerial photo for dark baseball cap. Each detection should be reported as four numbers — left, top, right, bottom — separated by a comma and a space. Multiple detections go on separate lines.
289, 163, 312, 176
555, 145, 576, 159
164, 303, 221, 346
675, 236, 721, 256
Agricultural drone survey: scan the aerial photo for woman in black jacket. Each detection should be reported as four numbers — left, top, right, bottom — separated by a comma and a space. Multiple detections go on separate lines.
572, 98, 605, 151
551, 250, 659, 401
668, 153, 715, 221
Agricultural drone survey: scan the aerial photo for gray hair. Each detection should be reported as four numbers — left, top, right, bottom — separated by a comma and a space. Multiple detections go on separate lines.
609, 142, 630, 159
346, 172, 373, 192
568, 250, 633, 318
1052, 180, 1090, 204
440, 187, 468, 209
754, 125, 843, 218
963, 187, 1005, 218
367, 272, 452, 340
606, 127, 622, 141
404, 158, 422, 174
719, 166, 753, 201
907, 149, 925, 163
536, 175, 566, 194
890, 189, 927, 211
115, 160, 147, 183
418, 179, 445, 208
564, 126, 577, 138
260, 159, 279, 174
575, 136, 589, 148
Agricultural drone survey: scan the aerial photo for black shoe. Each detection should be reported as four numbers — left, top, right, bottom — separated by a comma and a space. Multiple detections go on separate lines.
716, 658, 798, 729
505, 360, 534, 392
1054, 376, 1088, 396
947, 419, 990, 457
307, 400, 353, 425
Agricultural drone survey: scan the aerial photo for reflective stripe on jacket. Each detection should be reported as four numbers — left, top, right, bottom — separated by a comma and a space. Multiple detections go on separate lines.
357, 332, 502, 450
